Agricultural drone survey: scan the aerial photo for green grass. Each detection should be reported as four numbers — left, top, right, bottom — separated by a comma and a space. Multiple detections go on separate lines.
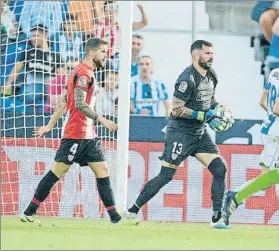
1, 216, 279, 250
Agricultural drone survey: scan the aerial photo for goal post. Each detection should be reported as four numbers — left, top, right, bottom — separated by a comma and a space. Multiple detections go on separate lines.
115, 1, 134, 213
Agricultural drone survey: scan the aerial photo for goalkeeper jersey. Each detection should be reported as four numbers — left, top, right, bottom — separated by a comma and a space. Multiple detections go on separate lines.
62, 63, 97, 139
168, 65, 217, 135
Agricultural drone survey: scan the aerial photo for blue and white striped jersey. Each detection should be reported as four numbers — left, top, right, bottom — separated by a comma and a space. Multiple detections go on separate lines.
130, 75, 169, 116
261, 68, 279, 136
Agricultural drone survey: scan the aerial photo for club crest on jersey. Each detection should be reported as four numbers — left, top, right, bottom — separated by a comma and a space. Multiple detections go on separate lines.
178, 81, 187, 93
172, 153, 178, 160
78, 77, 87, 87
68, 154, 74, 162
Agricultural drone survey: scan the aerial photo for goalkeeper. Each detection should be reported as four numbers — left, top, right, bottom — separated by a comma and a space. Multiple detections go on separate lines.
124, 40, 234, 229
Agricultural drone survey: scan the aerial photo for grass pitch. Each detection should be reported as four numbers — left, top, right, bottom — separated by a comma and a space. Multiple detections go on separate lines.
1, 216, 278, 250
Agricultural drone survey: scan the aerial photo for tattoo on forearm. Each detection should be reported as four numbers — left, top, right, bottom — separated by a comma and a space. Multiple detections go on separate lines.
75, 88, 99, 121
171, 96, 193, 118
172, 106, 194, 118
54, 103, 62, 113
62, 89, 68, 104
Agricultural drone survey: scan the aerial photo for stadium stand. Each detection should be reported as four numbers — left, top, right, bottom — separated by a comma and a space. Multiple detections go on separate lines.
251, 1, 279, 83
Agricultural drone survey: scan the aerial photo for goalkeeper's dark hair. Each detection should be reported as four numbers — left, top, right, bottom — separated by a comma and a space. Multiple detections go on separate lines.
190, 40, 213, 53
85, 38, 108, 55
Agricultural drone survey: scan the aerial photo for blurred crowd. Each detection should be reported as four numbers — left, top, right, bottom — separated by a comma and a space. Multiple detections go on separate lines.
251, 1, 279, 81
1, 0, 172, 120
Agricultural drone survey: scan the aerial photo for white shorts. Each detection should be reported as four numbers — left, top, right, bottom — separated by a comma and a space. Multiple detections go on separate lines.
259, 134, 279, 169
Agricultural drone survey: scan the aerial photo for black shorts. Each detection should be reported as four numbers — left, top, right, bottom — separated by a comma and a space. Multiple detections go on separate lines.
55, 138, 105, 166
161, 128, 219, 166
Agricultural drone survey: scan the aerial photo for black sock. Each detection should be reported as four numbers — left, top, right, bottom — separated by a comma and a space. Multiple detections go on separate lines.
96, 177, 120, 222
128, 204, 140, 214
24, 170, 59, 215
129, 166, 176, 214
208, 158, 226, 212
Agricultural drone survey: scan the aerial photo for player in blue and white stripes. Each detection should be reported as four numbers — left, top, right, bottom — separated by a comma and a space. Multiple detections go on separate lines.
223, 68, 279, 223
130, 55, 171, 117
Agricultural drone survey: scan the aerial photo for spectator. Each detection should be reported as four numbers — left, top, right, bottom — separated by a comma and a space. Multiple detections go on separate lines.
1, 0, 17, 40
252, 1, 279, 43
1, 40, 26, 96
267, 6, 279, 59
2, 5, 26, 43
68, 1, 104, 40
131, 34, 144, 77
1, 0, 8, 56
51, 13, 84, 62
96, 1, 148, 58
19, 1, 64, 39
133, 4, 149, 31
45, 58, 79, 114
8, 1, 24, 23
2, 25, 62, 107
95, 70, 119, 116
1, 1, 26, 96
130, 56, 171, 117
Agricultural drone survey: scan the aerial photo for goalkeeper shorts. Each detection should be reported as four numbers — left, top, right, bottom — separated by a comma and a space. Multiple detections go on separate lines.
161, 129, 219, 166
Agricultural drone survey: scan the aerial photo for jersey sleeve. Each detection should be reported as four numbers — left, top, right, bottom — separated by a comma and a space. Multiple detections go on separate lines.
75, 70, 92, 92
173, 79, 194, 102
158, 82, 169, 101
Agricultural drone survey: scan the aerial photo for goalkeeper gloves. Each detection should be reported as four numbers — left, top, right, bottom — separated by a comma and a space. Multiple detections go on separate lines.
205, 109, 226, 131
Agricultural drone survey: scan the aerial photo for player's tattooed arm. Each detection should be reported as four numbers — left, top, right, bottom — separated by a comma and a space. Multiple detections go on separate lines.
62, 86, 68, 104
75, 88, 118, 132
171, 96, 205, 121
171, 96, 194, 119
75, 88, 100, 121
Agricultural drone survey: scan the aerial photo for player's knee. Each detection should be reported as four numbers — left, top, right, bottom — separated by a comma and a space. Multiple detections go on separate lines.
52, 162, 70, 178
89, 162, 109, 178
208, 157, 227, 178
97, 165, 109, 177
158, 166, 176, 184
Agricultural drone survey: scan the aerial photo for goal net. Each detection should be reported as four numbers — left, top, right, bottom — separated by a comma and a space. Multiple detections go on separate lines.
1, 1, 278, 226
1, 0, 120, 219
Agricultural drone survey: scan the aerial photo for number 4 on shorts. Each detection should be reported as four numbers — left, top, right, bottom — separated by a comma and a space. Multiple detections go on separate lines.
69, 143, 78, 155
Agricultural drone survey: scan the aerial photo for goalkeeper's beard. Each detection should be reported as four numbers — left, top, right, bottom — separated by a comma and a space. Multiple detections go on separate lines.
198, 59, 212, 70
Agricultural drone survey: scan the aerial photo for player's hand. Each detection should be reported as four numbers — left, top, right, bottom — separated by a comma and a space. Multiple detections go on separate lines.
208, 117, 226, 132
137, 4, 144, 11
99, 117, 118, 132
33, 126, 51, 138
205, 109, 226, 131
141, 109, 150, 115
